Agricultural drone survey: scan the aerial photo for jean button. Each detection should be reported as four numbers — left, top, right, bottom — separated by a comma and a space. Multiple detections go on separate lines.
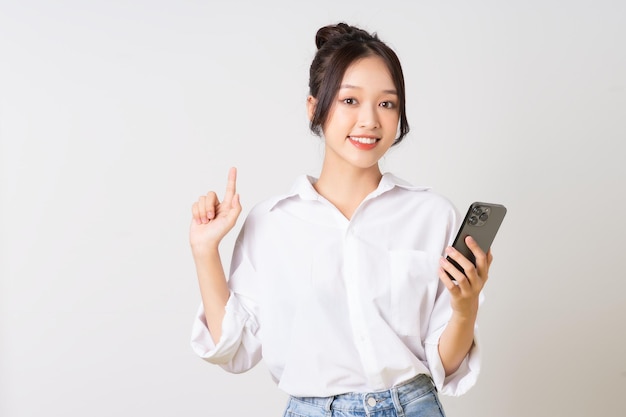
367, 397, 376, 407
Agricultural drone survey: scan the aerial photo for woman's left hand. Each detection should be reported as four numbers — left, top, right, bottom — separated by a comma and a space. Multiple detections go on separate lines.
438, 236, 493, 319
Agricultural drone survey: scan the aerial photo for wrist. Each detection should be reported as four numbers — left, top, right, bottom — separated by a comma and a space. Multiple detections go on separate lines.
450, 308, 478, 324
190, 242, 221, 259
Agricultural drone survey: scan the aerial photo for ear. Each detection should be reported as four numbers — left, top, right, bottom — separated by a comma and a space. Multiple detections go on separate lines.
306, 96, 317, 122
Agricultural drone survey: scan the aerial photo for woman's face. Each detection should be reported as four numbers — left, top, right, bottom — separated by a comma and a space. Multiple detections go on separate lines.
309, 55, 400, 172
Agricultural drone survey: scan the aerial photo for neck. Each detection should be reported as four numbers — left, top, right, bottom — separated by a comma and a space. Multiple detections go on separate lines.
314, 161, 383, 220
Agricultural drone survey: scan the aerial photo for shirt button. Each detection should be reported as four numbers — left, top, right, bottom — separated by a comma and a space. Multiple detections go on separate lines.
367, 397, 376, 407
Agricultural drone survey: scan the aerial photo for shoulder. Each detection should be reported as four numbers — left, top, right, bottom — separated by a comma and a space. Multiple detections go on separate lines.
378, 173, 462, 244
245, 196, 286, 222
375, 173, 461, 235
240, 175, 311, 224
382, 173, 457, 212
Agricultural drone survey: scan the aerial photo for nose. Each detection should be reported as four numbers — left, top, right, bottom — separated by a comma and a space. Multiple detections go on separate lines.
358, 103, 380, 129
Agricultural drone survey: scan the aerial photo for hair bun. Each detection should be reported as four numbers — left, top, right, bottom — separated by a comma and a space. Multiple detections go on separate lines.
315, 22, 375, 49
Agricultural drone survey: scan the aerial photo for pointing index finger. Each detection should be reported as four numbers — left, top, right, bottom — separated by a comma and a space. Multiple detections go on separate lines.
223, 166, 237, 204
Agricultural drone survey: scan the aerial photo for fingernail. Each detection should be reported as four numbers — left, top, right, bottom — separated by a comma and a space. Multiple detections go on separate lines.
445, 246, 454, 254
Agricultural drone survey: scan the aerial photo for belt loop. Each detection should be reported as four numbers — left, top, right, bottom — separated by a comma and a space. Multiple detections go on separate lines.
324, 395, 334, 417
391, 386, 404, 417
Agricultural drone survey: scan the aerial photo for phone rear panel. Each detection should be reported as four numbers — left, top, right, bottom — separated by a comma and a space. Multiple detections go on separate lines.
451, 202, 507, 265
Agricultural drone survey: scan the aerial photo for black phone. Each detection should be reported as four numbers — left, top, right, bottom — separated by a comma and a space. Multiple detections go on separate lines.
446, 201, 507, 280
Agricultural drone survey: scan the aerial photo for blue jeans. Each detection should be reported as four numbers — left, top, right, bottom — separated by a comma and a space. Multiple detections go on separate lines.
283, 374, 446, 417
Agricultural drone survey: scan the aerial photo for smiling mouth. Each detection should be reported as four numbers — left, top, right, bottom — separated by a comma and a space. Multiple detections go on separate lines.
348, 136, 379, 144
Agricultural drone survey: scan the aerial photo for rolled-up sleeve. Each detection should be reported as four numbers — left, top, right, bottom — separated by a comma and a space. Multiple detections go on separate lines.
420, 205, 482, 396
190, 291, 261, 373
190, 224, 262, 373
424, 320, 481, 396
424, 281, 484, 396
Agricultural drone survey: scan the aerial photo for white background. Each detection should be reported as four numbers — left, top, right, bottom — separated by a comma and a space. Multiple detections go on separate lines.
1, 0, 625, 416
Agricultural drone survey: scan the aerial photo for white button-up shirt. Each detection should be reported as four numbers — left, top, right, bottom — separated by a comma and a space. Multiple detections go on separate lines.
191, 173, 482, 397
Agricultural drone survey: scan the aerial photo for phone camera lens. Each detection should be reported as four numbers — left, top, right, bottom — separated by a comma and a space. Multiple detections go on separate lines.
471, 207, 481, 216
468, 216, 478, 225
479, 212, 489, 221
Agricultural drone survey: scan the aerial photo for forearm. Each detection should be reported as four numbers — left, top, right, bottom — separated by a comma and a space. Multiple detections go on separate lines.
193, 247, 230, 344
437, 311, 477, 376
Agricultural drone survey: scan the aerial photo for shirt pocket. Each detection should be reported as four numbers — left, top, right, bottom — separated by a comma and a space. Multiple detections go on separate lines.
388, 250, 440, 337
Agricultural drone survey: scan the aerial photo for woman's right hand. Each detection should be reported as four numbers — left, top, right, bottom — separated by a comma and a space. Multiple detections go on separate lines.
189, 167, 242, 254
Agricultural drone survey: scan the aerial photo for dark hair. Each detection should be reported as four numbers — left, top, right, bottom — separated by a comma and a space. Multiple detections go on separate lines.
308, 22, 409, 145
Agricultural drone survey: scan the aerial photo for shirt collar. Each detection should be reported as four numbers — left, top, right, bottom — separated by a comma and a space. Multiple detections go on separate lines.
269, 173, 430, 211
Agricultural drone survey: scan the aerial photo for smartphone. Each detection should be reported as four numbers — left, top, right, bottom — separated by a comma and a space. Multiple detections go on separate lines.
446, 202, 507, 280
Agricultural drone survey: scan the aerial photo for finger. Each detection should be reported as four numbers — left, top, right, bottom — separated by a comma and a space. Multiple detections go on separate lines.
191, 202, 201, 224
439, 256, 470, 289
226, 193, 243, 224
197, 196, 207, 223
478, 249, 493, 285
445, 246, 477, 282
223, 167, 237, 206
439, 258, 471, 297
205, 191, 218, 220
438, 268, 459, 292
465, 236, 489, 281
465, 236, 488, 265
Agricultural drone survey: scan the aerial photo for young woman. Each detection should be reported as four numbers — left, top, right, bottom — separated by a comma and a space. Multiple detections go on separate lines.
190, 22, 492, 417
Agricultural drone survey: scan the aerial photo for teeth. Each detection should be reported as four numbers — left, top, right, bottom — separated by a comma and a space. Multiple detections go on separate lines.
350, 136, 377, 144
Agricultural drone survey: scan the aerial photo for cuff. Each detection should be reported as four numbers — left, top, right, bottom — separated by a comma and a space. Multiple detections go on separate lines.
190, 292, 251, 365
425, 325, 481, 396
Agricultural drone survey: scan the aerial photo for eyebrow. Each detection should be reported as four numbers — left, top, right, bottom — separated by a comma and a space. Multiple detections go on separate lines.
339, 84, 398, 95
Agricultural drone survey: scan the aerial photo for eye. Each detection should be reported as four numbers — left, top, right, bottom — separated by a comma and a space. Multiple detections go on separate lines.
342, 98, 357, 105
379, 101, 396, 109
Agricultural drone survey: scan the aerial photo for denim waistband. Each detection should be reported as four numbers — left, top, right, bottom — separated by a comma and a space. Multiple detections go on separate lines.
290, 374, 436, 413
